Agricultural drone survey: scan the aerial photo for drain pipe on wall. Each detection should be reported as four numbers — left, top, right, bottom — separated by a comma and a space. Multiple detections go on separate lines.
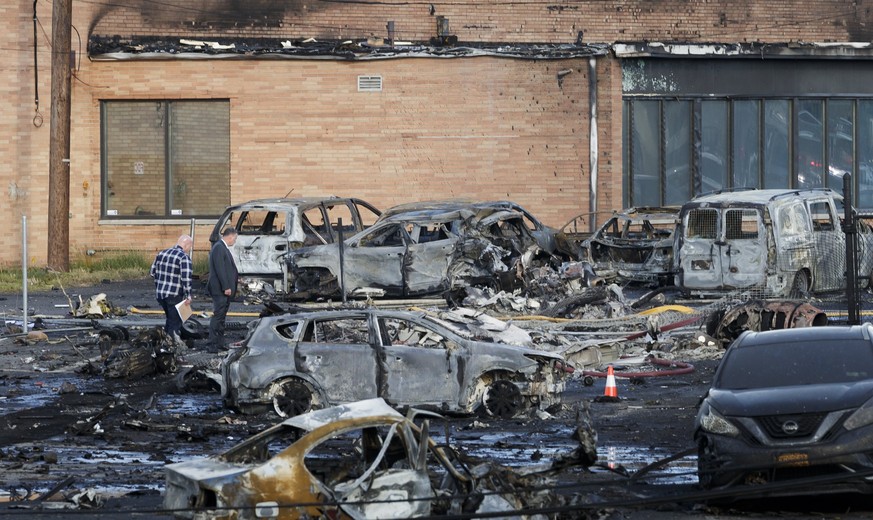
588, 56, 598, 232
22, 215, 28, 332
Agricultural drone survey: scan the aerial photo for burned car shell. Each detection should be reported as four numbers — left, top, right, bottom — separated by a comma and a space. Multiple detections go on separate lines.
676, 188, 873, 297
695, 325, 873, 496
578, 207, 679, 285
378, 199, 562, 257
221, 308, 566, 418
286, 206, 538, 299
165, 398, 441, 519
208, 197, 381, 292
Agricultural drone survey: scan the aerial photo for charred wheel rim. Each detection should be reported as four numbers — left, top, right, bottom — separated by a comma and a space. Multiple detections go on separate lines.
789, 270, 809, 299
271, 379, 315, 418
482, 380, 523, 419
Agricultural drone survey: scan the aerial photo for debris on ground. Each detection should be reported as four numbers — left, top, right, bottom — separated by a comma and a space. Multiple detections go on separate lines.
73, 293, 128, 318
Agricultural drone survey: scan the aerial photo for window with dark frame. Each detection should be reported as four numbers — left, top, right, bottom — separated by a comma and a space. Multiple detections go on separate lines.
100, 100, 230, 218
624, 97, 873, 213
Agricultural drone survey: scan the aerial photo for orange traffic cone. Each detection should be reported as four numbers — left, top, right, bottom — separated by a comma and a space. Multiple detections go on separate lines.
603, 365, 618, 398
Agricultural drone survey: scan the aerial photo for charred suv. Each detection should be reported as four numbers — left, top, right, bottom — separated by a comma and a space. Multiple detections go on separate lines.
208, 197, 381, 294
695, 325, 873, 496
285, 205, 540, 299
220, 309, 567, 419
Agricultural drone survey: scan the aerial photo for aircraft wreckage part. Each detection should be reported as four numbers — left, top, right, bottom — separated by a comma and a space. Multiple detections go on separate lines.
708, 300, 828, 345
624, 314, 706, 341
581, 356, 695, 382
268, 378, 322, 418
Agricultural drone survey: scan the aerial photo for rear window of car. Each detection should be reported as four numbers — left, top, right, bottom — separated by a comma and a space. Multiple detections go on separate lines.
717, 339, 873, 389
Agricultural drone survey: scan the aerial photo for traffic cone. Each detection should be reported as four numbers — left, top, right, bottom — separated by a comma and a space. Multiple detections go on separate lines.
603, 365, 618, 398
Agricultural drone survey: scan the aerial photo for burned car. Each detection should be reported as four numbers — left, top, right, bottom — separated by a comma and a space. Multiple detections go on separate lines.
221, 308, 567, 418
286, 205, 540, 299
208, 197, 381, 293
695, 325, 873, 496
166, 398, 588, 519
378, 199, 565, 258
165, 398, 447, 519
576, 207, 679, 285
676, 188, 873, 297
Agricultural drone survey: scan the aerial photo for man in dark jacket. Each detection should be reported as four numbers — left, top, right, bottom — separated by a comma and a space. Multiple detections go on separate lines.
207, 227, 239, 352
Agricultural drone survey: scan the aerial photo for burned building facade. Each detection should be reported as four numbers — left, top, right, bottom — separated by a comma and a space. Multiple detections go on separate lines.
3, 1, 873, 265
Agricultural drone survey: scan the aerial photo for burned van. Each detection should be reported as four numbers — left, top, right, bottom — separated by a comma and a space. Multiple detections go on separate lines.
676, 189, 873, 297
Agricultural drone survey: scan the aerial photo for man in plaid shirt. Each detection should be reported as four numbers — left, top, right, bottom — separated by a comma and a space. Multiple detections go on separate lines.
150, 235, 194, 344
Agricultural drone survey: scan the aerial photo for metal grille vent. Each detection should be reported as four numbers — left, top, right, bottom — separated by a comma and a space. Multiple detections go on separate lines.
358, 75, 382, 92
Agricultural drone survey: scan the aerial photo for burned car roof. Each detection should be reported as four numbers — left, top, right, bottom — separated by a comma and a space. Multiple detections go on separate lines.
284, 205, 542, 299
221, 308, 566, 419
378, 199, 565, 257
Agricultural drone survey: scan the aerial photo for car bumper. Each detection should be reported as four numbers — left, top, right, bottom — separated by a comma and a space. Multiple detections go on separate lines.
700, 427, 873, 493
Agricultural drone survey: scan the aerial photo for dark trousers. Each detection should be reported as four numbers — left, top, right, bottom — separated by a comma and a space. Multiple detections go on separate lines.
157, 294, 184, 339
209, 293, 231, 351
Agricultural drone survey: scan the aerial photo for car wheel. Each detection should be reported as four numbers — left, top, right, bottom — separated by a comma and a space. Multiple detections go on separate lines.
789, 270, 809, 299
270, 379, 318, 418
482, 380, 523, 419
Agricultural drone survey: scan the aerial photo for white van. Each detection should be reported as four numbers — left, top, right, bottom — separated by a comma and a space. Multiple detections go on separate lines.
675, 188, 873, 297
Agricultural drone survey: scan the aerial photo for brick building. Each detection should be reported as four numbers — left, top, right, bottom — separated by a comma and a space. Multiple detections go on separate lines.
3, 0, 873, 266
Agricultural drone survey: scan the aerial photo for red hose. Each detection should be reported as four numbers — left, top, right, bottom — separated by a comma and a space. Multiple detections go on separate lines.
582, 356, 695, 379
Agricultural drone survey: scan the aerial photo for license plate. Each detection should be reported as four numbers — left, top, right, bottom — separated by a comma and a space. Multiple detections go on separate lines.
776, 452, 809, 467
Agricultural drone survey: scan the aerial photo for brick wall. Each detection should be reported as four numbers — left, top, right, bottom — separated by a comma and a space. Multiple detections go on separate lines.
1, 0, 870, 266
90, 0, 873, 43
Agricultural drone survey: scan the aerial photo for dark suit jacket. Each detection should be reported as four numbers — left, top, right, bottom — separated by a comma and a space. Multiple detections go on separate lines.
208, 240, 239, 298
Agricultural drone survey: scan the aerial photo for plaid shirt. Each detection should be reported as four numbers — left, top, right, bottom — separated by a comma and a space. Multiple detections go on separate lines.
150, 245, 192, 300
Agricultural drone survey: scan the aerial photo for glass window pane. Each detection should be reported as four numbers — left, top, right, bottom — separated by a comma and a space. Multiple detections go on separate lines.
170, 101, 230, 216
701, 101, 728, 194
103, 102, 166, 217
828, 100, 854, 195
623, 101, 630, 207
795, 100, 824, 189
763, 100, 790, 189
858, 101, 873, 212
664, 101, 692, 205
732, 100, 760, 189
631, 100, 661, 206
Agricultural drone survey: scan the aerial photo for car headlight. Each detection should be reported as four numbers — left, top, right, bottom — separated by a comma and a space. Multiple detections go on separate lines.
699, 404, 740, 437
844, 398, 873, 431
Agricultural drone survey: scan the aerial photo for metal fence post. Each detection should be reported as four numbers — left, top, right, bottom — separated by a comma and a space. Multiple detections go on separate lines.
843, 173, 860, 325
22, 215, 28, 333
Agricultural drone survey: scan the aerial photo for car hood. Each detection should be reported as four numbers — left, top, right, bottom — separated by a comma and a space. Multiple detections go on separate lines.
708, 380, 873, 416
166, 457, 252, 487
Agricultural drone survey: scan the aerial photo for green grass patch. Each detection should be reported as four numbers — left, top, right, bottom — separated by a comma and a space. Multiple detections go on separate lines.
0, 251, 209, 293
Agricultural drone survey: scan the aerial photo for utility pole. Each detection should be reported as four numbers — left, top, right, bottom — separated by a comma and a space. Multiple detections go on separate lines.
47, 0, 72, 272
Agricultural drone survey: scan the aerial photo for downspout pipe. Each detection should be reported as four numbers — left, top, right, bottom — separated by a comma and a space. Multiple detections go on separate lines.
588, 56, 598, 232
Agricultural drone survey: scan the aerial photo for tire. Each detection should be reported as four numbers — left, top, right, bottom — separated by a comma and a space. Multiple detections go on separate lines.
788, 270, 809, 299
269, 379, 318, 418
482, 379, 523, 419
